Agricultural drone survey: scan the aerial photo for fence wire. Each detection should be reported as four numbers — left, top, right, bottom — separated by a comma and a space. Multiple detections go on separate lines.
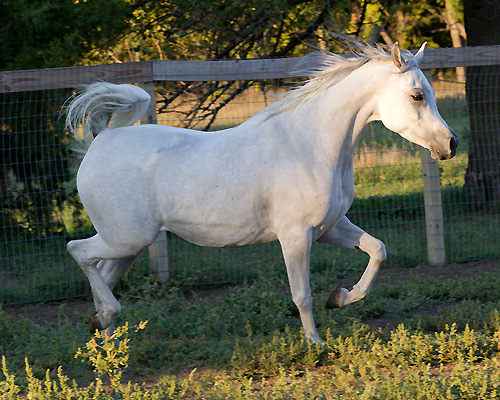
1, 58, 500, 305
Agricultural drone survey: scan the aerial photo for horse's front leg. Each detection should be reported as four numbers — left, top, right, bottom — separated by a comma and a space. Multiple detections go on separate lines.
318, 216, 386, 308
279, 229, 323, 344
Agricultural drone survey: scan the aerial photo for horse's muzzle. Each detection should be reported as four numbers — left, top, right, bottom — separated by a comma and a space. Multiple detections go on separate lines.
431, 130, 458, 160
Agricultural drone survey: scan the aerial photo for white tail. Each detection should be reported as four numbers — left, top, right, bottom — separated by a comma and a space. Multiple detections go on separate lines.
65, 82, 151, 153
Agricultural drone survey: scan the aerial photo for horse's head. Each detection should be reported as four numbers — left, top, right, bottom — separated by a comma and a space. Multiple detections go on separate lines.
376, 43, 458, 160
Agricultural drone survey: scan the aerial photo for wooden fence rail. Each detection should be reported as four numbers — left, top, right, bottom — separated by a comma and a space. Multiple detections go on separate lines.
2, 45, 500, 93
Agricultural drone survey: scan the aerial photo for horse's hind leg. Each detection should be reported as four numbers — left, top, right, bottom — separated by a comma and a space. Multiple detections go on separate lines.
97, 255, 138, 291
318, 216, 386, 308
67, 234, 141, 332
96, 255, 138, 335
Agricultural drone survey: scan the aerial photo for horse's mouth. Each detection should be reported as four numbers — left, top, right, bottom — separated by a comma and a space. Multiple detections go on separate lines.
430, 148, 447, 160
430, 147, 455, 161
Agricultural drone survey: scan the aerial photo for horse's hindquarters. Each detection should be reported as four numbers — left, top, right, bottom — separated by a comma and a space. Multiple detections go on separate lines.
77, 141, 161, 251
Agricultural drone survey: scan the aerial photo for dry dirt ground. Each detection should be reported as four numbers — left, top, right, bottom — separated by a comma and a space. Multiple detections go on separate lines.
3, 259, 500, 329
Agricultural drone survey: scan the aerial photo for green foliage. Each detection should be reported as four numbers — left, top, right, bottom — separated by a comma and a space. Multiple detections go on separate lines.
75, 321, 148, 390
230, 323, 325, 379
107, 0, 347, 63
4, 315, 500, 399
0, 320, 198, 399
0, 0, 132, 70
0, 0, 130, 238
4, 263, 500, 398
0, 89, 82, 238
0, 0, 463, 69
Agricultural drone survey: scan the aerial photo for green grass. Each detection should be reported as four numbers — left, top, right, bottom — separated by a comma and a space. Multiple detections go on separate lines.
3, 261, 500, 398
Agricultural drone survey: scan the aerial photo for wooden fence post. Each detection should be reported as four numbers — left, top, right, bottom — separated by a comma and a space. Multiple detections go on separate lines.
139, 82, 170, 283
420, 71, 446, 266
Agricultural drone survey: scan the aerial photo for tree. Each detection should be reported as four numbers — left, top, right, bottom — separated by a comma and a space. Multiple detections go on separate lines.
441, 0, 466, 80
124, 0, 352, 130
103, 0, 454, 130
354, 1, 457, 49
0, 0, 133, 236
463, 0, 500, 208
443, 0, 465, 50
0, 0, 134, 70
0, 90, 73, 236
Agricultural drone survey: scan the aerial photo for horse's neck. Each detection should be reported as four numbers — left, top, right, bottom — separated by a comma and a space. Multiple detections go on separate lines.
289, 62, 384, 163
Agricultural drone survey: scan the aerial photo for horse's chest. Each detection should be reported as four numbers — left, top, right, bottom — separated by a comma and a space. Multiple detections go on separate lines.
308, 171, 354, 228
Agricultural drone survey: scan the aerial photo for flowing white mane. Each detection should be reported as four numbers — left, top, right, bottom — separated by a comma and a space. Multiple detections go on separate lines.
263, 41, 416, 117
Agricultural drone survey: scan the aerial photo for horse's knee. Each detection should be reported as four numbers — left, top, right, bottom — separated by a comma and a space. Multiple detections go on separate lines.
67, 238, 100, 265
66, 240, 78, 258
373, 239, 386, 263
361, 235, 386, 264
67, 240, 90, 266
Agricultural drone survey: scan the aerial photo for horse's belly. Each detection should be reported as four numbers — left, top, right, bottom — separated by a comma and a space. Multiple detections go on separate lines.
156, 164, 276, 247
166, 220, 277, 248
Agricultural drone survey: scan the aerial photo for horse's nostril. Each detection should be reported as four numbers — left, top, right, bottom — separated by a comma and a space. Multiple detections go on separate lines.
450, 136, 458, 155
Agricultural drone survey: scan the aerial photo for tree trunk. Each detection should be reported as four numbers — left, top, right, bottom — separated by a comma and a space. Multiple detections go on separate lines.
463, 0, 500, 209
444, 0, 466, 81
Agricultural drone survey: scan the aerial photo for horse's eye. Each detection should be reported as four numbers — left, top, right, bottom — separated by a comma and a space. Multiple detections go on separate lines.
411, 93, 424, 102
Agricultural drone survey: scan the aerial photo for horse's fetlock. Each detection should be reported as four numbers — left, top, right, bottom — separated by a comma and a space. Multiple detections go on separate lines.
90, 312, 107, 333
90, 307, 119, 334
113, 302, 121, 317
350, 285, 366, 302
293, 293, 312, 310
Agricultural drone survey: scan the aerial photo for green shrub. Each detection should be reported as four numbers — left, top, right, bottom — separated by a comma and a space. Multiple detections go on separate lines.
0, 320, 193, 399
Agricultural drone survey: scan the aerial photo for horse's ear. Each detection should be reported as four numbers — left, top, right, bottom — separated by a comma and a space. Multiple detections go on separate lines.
414, 41, 427, 66
391, 42, 404, 71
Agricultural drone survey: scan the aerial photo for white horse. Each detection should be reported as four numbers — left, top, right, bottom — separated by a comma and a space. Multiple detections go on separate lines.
65, 42, 457, 344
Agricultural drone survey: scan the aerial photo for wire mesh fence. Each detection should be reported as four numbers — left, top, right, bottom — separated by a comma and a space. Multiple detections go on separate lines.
1, 47, 500, 305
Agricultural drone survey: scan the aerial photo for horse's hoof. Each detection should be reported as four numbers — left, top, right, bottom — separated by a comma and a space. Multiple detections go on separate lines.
325, 287, 348, 309
89, 312, 105, 333
309, 338, 326, 346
